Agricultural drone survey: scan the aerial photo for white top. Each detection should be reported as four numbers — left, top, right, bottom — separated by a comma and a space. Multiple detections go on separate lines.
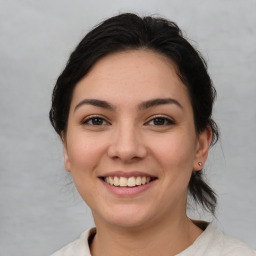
51, 223, 256, 256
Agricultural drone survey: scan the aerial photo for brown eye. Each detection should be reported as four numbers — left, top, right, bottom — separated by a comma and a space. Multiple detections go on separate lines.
147, 117, 175, 126
82, 116, 108, 126
153, 118, 165, 125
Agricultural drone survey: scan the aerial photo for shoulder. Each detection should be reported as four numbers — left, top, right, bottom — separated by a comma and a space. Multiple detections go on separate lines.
218, 230, 256, 256
50, 228, 95, 256
178, 222, 255, 256
200, 223, 256, 256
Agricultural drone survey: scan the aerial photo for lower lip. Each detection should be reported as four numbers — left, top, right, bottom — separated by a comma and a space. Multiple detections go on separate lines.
100, 179, 157, 196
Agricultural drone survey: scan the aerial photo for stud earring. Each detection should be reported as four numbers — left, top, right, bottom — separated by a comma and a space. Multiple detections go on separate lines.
198, 162, 203, 166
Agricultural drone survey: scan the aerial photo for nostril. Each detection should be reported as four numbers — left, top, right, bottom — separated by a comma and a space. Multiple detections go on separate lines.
106, 129, 147, 161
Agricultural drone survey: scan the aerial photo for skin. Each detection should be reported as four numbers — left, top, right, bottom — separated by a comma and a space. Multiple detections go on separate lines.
62, 49, 212, 256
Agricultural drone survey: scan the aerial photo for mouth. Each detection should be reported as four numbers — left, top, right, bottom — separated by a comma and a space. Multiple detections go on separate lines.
100, 176, 157, 187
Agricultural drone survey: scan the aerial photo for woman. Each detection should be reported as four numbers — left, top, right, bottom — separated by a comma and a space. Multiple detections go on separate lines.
49, 13, 255, 256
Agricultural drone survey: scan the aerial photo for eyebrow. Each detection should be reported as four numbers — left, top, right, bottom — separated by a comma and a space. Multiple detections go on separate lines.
74, 99, 115, 112
138, 98, 183, 110
74, 97, 183, 112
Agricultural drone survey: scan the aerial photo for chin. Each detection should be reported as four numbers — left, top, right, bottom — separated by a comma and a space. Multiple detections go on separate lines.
93, 204, 156, 230
108, 216, 152, 230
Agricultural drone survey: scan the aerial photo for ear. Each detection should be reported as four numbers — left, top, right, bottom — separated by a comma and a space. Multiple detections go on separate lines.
193, 127, 212, 171
61, 132, 71, 173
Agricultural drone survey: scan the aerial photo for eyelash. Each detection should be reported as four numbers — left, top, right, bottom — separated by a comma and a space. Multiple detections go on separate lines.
81, 115, 110, 126
81, 115, 175, 127
145, 115, 175, 126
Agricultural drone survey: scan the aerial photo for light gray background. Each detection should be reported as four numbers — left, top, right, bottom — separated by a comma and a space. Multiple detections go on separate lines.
0, 0, 255, 255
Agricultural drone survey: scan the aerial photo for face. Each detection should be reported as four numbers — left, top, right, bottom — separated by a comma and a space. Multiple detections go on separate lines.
63, 50, 211, 230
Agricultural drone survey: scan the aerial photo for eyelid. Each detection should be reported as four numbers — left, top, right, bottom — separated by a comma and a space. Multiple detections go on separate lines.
145, 115, 175, 125
81, 115, 111, 125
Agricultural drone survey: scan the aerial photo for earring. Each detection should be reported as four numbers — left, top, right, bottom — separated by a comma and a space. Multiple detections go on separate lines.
198, 162, 203, 166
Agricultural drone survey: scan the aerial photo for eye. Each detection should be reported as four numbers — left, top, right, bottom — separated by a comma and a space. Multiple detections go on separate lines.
146, 116, 175, 126
82, 116, 109, 126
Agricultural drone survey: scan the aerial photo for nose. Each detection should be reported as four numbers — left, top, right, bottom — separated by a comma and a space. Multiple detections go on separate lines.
107, 122, 147, 162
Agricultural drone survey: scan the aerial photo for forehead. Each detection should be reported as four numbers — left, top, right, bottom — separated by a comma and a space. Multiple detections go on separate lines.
70, 49, 191, 110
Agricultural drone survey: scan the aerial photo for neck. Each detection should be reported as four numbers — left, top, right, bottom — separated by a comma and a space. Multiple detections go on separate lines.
90, 214, 202, 256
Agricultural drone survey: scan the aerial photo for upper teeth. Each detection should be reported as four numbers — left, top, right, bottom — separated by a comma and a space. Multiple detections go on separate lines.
104, 176, 151, 187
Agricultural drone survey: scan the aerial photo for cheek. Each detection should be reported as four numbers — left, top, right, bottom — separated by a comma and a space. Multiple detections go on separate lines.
148, 132, 196, 168
66, 135, 107, 204
67, 134, 106, 175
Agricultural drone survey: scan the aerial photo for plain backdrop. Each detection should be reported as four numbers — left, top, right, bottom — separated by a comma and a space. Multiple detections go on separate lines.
0, 0, 255, 255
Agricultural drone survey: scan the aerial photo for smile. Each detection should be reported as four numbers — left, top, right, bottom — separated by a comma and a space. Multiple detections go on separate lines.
103, 176, 155, 187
